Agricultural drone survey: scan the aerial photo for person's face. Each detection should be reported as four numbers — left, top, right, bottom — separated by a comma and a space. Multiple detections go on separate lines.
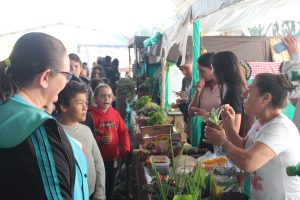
61, 93, 88, 122
94, 87, 114, 111
80, 68, 88, 77
93, 69, 101, 79
47, 53, 70, 106
70, 59, 81, 77
180, 63, 192, 78
243, 79, 266, 117
197, 65, 213, 81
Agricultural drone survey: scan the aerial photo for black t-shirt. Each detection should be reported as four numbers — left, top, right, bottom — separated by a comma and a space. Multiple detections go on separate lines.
221, 85, 243, 114
0, 119, 75, 200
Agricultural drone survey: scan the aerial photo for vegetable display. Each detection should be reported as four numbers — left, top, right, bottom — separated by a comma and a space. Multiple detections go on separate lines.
149, 110, 169, 125
135, 95, 152, 110
138, 102, 161, 116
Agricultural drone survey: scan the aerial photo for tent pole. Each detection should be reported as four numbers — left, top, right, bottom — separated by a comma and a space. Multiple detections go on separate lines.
191, 19, 202, 147
161, 48, 166, 109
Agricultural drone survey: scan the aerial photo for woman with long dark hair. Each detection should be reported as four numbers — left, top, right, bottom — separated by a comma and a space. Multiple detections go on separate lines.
211, 51, 248, 134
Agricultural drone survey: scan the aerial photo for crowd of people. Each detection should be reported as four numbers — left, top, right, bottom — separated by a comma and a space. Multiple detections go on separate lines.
173, 35, 300, 199
0, 32, 129, 200
1, 31, 300, 200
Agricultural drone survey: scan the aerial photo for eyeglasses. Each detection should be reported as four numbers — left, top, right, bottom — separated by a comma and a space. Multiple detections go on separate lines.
98, 94, 114, 99
59, 71, 73, 83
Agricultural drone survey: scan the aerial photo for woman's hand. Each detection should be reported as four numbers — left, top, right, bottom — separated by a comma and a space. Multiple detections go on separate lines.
176, 98, 188, 105
282, 35, 299, 55
195, 79, 205, 93
203, 123, 227, 146
173, 91, 187, 99
221, 104, 235, 130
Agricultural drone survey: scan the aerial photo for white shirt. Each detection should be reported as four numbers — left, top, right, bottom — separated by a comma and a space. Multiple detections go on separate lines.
245, 114, 300, 200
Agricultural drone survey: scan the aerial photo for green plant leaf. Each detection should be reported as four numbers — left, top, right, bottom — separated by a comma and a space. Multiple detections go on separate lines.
197, 107, 222, 125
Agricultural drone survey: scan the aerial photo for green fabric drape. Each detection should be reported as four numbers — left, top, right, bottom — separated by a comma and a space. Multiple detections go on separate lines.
191, 20, 202, 147
138, 63, 147, 76
125, 98, 135, 148
147, 63, 160, 77
143, 32, 161, 48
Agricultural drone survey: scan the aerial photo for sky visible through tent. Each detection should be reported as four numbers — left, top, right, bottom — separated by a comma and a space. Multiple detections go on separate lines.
0, 0, 195, 68
1, 0, 194, 37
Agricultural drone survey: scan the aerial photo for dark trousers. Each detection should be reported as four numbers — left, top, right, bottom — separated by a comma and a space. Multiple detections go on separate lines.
104, 160, 118, 200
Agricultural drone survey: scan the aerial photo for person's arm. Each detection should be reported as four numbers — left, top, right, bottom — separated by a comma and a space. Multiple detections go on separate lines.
188, 80, 206, 116
221, 105, 244, 148
91, 136, 106, 200
117, 112, 130, 157
222, 87, 243, 133
220, 139, 275, 172
282, 35, 300, 61
233, 113, 242, 135
204, 125, 276, 172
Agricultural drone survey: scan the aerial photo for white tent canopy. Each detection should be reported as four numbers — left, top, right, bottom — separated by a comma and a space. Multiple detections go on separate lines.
162, 0, 300, 60
0, 0, 197, 63
199, 0, 300, 33
0, 0, 196, 38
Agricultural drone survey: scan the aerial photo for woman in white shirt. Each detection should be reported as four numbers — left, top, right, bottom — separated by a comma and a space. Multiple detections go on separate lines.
204, 73, 300, 200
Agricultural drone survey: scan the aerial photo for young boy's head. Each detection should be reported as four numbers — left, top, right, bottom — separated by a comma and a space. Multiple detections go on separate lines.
93, 83, 115, 112
69, 53, 82, 78
56, 80, 88, 123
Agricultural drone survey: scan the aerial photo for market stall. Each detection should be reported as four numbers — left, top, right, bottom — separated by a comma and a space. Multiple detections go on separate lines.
127, 96, 249, 200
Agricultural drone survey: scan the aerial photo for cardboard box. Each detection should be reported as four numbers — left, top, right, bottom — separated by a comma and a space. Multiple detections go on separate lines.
140, 124, 182, 154
141, 124, 173, 137
143, 133, 181, 154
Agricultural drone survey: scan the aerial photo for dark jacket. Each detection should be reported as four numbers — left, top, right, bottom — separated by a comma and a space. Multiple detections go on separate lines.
0, 96, 76, 200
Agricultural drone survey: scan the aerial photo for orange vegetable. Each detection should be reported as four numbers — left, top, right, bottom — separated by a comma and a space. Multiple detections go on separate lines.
202, 156, 227, 166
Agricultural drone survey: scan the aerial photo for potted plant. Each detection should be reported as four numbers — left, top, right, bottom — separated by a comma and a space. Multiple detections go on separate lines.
149, 129, 207, 199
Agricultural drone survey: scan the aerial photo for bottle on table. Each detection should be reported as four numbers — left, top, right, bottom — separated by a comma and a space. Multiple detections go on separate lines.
285, 70, 300, 82
286, 162, 300, 177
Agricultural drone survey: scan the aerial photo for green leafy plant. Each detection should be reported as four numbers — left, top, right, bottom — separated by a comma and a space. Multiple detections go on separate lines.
149, 129, 207, 200
149, 110, 169, 125
197, 107, 223, 125
135, 96, 152, 111
138, 102, 161, 116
